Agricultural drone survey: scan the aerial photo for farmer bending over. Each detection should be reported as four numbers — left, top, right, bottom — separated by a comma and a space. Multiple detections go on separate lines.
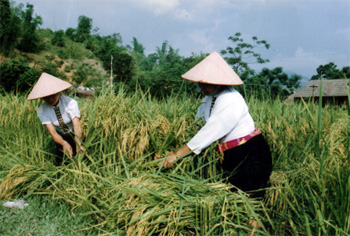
27, 73, 85, 165
155, 52, 272, 198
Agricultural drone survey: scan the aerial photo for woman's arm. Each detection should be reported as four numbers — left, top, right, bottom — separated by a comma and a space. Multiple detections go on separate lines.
44, 123, 73, 157
72, 117, 85, 154
156, 145, 191, 168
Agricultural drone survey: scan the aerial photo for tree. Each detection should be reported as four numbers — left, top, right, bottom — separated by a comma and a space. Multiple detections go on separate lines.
128, 42, 208, 97
0, 0, 21, 55
285, 74, 302, 93
51, 30, 65, 47
72, 63, 106, 88
87, 33, 134, 84
341, 66, 350, 78
130, 37, 145, 55
137, 41, 194, 97
0, 59, 40, 93
154, 41, 173, 65
18, 3, 42, 52
246, 67, 301, 98
95, 34, 122, 67
182, 52, 207, 71
42, 63, 67, 80
311, 62, 350, 80
65, 27, 76, 40
16, 67, 41, 92
112, 51, 135, 83
221, 32, 270, 77
75, 15, 92, 43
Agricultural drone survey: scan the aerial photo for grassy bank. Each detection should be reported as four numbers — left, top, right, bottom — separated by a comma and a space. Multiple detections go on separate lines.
0, 196, 98, 235
1, 88, 349, 235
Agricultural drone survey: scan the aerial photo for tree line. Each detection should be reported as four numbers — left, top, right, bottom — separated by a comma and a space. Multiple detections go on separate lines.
1, 0, 349, 98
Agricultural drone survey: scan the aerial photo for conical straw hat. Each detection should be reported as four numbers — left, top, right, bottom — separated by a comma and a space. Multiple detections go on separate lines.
27, 73, 72, 100
181, 51, 243, 86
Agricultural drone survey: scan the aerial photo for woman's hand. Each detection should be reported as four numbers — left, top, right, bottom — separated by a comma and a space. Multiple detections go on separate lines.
154, 151, 177, 169
62, 141, 73, 157
45, 123, 74, 158
154, 145, 191, 169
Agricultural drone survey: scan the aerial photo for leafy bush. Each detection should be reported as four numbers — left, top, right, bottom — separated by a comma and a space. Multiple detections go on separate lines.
54, 60, 64, 68
51, 30, 65, 47
57, 41, 86, 60
44, 54, 55, 61
42, 63, 66, 80
16, 67, 41, 92
72, 63, 107, 87
64, 64, 75, 73
0, 59, 40, 94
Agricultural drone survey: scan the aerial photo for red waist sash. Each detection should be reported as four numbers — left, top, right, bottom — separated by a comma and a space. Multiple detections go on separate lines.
217, 128, 261, 153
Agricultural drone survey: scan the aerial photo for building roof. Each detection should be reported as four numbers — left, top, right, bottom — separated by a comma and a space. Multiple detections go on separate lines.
293, 79, 349, 98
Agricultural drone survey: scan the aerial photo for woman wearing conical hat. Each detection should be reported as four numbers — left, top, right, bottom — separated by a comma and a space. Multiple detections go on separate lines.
27, 73, 85, 164
156, 52, 272, 198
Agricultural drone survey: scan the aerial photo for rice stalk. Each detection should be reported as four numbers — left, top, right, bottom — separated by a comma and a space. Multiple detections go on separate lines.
1, 90, 349, 235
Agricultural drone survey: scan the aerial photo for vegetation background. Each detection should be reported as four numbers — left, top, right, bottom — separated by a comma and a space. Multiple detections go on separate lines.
1, 0, 350, 235
1, 0, 349, 99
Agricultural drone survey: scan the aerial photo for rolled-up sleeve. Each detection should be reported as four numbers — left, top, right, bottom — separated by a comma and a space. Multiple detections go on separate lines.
37, 105, 51, 125
66, 99, 80, 120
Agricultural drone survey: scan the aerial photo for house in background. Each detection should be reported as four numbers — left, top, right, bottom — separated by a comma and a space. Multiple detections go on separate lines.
286, 79, 349, 106
74, 86, 95, 98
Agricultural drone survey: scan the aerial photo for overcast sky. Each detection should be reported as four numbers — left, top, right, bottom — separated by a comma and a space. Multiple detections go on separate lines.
13, 0, 350, 79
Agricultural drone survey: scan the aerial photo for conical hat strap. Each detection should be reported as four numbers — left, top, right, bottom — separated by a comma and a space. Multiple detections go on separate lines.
210, 96, 217, 115
53, 105, 70, 134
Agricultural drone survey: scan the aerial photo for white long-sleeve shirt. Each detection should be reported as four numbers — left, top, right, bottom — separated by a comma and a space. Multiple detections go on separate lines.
37, 95, 80, 134
187, 88, 255, 154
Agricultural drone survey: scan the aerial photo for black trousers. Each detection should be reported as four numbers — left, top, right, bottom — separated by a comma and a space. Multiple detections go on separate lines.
55, 132, 77, 165
221, 134, 272, 198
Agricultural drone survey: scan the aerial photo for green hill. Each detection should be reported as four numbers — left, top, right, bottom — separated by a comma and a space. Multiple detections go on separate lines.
1, 29, 108, 90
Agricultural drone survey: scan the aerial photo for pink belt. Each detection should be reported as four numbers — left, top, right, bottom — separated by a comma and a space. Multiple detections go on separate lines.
217, 128, 261, 153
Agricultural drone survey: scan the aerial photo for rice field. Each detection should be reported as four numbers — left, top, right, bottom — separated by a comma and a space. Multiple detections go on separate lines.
0, 87, 349, 235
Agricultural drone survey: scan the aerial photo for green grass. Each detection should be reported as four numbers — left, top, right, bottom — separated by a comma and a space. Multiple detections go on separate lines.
0, 196, 97, 236
0, 87, 349, 235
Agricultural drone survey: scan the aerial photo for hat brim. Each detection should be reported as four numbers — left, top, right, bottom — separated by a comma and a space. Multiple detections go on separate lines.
27, 73, 72, 100
181, 51, 244, 86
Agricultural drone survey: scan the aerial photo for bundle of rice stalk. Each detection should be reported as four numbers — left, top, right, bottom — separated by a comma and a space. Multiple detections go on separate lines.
149, 114, 171, 136
0, 164, 55, 200
322, 117, 350, 161
265, 171, 289, 211
121, 124, 149, 160
93, 173, 266, 235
